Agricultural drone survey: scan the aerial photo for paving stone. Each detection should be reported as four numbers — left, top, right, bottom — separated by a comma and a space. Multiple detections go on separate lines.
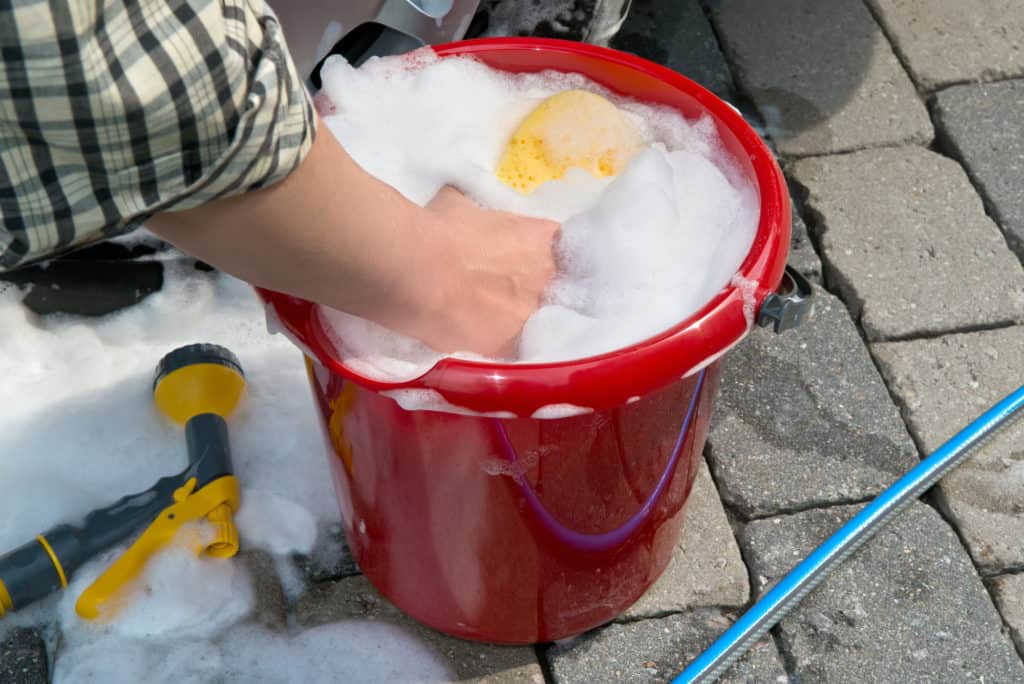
621, 458, 748, 619
241, 551, 288, 631
295, 575, 543, 683
741, 502, 1024, 682
292, 519, 361, 583
0, 627, 48, 684
991, 573, 1024, 657
548, 608, 786, 683
933, 80, 1024, 262
791, 146, 1024, 340
707, 285, 918, 519
867, 0, 1024, 91
708, 0, 932, 157
610, 0, 736, 101
873, 326, 1024, 574
787, 198, 822, 284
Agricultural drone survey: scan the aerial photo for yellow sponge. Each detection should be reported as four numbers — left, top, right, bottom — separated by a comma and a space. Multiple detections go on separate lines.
496, 89, 642, 194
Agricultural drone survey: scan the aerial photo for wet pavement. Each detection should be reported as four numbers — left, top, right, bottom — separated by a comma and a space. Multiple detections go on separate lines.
3, 1, 1023, 682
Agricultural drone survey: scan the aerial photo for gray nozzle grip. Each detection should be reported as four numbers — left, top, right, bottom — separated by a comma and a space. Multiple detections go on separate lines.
0, 538, 65, 611
186, 413, 234, 487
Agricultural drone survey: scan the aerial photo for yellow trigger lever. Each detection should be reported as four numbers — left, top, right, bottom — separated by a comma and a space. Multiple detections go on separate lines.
74, 475, 241, 620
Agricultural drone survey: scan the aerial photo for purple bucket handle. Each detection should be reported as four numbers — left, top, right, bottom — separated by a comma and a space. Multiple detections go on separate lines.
490, 369, 706, 553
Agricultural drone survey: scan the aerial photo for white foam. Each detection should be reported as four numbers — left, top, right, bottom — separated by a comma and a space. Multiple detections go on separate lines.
480, 447, 545, 480
53, 619, 451, 683
730, 273, 759, 329
380, 388, 516, 418
316, 54, 759, 393
530, 404, 594, 419
0, 260, 374, 680
60, 539, 256, 641
235, 489, 319, 555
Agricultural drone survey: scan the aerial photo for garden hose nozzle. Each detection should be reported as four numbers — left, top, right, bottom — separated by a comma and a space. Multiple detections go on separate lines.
148, 343, 246, 557
0, 344, 245, 621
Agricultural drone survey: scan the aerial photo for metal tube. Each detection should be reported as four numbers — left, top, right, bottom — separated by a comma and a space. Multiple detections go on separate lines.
674, 384, 1024, 683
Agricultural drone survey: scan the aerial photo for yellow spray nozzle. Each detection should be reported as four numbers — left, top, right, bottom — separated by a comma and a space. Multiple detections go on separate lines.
153, 344, 246, 424
496, 89, 643, 194
74, 343, 245, 621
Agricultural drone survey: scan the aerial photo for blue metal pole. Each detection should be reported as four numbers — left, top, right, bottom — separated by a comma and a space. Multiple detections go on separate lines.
674, 384, 1024, 683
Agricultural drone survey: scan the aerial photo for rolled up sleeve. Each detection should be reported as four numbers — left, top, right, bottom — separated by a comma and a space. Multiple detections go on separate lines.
0, 0, 316, 270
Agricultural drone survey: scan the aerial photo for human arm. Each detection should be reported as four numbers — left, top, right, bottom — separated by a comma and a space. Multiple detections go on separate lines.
0, 1, 557, 355
148, 120, 558, 356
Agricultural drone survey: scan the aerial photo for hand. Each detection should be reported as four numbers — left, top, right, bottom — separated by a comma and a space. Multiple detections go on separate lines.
398, 187, 560, 357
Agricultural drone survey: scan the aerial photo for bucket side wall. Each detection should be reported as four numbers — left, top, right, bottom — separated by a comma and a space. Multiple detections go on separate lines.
305, 357, 722, 643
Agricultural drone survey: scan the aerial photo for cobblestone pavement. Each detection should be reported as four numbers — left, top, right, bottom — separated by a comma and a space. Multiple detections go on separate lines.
4, 1, 1023, 682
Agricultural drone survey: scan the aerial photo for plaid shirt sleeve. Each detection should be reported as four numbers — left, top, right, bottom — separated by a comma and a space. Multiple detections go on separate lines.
0, 0, 317, 270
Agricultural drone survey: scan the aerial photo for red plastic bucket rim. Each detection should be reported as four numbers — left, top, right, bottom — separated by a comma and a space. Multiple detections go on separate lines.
257, 37, 791, 416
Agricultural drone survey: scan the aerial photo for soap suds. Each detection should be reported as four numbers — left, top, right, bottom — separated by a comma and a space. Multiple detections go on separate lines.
480, 445, 552, 480
730, 273, 759, 329
381, 388, 516, 418
53, 620, 451, 683
0, 262, 380, 681
530, 403, 595, 419
317, 53, 759, 387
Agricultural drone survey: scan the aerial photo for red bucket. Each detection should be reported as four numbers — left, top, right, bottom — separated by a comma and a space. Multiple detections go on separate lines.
258, 37, 790, 644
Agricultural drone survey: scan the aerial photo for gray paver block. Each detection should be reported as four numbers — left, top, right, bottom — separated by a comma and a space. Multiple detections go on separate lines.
791, 146, 1024, 340
0, 628, 48, 684
548, 608, 786, 684
991, 573, 1024, 657
867, 0, 1024, 90
707, 285, 918, 519
934, 80, 1024, 262
611, 0, 736, 101
241, 551, 288, 631
709, 0, 932, 157
295, 575, 543, 683
741, 502, 1024, 682
788, 198, 822, 284
621, 458, 748, 619
294, 520, 361, 583
873, 326, 1024, 574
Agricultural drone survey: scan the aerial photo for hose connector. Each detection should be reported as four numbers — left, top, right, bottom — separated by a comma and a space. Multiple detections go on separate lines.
205, 503, 239, 558
0, 579, 13, 616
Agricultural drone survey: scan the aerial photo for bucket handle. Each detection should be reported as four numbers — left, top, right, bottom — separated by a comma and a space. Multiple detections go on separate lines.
489, 369, 706, 554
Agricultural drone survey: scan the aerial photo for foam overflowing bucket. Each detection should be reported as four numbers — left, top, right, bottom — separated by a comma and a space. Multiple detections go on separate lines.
257, 37, 796, 644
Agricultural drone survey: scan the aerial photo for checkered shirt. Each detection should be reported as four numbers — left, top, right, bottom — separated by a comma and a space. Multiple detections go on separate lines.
0, 0, 317, 270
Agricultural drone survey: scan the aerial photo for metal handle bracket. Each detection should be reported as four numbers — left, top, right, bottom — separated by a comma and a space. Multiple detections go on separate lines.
757, 265, 814, 334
